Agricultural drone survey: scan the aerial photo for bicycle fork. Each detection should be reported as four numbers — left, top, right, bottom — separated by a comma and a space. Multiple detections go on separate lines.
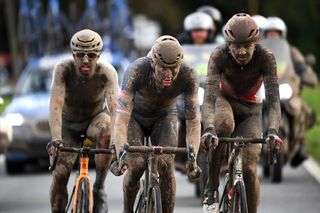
73, 155, 93, 213
225, 148, 244, 211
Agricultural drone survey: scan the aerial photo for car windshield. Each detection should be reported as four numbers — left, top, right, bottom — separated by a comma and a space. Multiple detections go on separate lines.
19, 69, 52, 95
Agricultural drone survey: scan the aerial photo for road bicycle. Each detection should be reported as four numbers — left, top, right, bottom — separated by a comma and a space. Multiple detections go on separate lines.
49, 135, 114, 213
206, 136, 276, 213
116, 137, 199, 213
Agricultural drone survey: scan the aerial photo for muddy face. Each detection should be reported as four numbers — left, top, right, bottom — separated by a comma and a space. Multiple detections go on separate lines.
153, 63, 180, 87
229, 42, 256, 65
73, 51, 99, 78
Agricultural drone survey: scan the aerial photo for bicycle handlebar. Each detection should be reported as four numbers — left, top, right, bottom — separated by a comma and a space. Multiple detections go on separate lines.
59, 146, 114, 154
215, 136, 277, 165
218, 137, 266, 144
110, 144, 197, 176
48, 146, 114, 171
123, 145, 189, 154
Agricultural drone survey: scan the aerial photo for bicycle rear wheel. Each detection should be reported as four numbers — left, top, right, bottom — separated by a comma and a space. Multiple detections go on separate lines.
147, 186, 162, 213
231, 181, 248, 213
74, 177, 91, 213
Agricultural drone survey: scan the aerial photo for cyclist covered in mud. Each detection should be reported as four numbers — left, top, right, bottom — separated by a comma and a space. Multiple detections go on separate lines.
110, 35, 201, 213
47, 29, 119, 213
201, 14, 283, 213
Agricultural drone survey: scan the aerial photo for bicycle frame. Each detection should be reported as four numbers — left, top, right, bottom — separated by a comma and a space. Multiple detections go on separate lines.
72, 150, 93, 212
230, 143, 245, 189
216, 137, 271, 213
139, 137, 161, 212
118, 138, 193, 213
49, 135, 114, 213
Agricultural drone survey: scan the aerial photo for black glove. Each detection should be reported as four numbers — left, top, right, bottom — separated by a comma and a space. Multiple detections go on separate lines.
46, 140, 63, 156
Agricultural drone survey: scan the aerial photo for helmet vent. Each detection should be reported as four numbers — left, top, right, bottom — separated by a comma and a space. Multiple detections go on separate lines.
236, 13, 247, 17
248, 29, 254, 37
225, 30, 235, 39
77, 37, 95, 43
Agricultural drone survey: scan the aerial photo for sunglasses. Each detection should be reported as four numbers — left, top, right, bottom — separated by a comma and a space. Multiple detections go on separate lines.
75, 52, 99, 59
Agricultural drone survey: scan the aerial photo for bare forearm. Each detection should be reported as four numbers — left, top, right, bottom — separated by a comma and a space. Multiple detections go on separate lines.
202, 55, 220, 131
113, 112, 130, 151
111, 91, 133, 156
186, 115, 201, 157
49, 97, 64, 140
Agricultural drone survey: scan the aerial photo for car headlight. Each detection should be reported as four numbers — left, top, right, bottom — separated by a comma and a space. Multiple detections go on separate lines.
4, 113, 24, 126
198, 87, 205, 106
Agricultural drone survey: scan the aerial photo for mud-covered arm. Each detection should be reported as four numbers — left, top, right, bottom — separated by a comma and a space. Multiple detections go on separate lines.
105, 65, 120, 119
111, 65, 138, 158
184, 67, 201, 157
49, 63, 66, 141
263, 51, 281, 135
202, 51, 221, 132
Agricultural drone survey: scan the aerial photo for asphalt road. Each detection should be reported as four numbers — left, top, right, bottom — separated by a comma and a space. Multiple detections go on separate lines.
0, 155, 320, 213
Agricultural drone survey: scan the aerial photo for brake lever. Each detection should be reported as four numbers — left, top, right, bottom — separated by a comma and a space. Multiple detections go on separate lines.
268, 135, 277, 165
48, 155, 58, 171
48, 142, 62, 171
188, 146, 197, 169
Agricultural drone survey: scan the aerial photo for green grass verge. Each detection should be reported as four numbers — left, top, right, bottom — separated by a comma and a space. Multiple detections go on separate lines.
301, 86, 320, 162
0, 97, 12, 115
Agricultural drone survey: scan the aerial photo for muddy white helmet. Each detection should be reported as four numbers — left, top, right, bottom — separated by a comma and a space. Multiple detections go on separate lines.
70, 29, 103, 52
223, 13, 259, 43
265, 16, 287, 38
252, 15, 268, 31
196, 5, 222, 24
151, 35, 184, 68
184, 12, 214, 31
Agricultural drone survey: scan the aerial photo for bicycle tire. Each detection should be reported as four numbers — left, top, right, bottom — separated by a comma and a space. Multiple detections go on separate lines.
147, 186, 162, 213
74, 177, 90, 213
134, 180, 146, 213
231, 181, 248, 213
220, 180, 230, 212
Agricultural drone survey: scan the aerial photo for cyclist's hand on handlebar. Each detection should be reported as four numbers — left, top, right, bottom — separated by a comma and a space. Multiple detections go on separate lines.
266, 134, 283, 154
110, 160, 128, 176
46, 140, 63, 156
186, 145, 202, 181
201, 128, 218, 153
186, 160, 202, 181
110, 144, 129, 176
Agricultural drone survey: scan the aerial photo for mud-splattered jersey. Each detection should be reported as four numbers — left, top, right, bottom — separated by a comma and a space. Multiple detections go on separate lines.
113, 56, 201, 155
51, 59, 119, 122
121, 57, 199, 118
202, 44, 280, 134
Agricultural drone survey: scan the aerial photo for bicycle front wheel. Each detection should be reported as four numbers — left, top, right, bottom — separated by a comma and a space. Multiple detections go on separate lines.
147, 186, 162, 213
74, 177, 91, 213
231, 181, 248, 213
134, 180, 146, 213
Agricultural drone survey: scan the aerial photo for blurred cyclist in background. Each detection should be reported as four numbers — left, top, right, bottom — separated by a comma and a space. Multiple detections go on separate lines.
196, 5, 225, 44
262, 16, 318, 167
177, 11, 216, 45
252, 14, 269, 41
